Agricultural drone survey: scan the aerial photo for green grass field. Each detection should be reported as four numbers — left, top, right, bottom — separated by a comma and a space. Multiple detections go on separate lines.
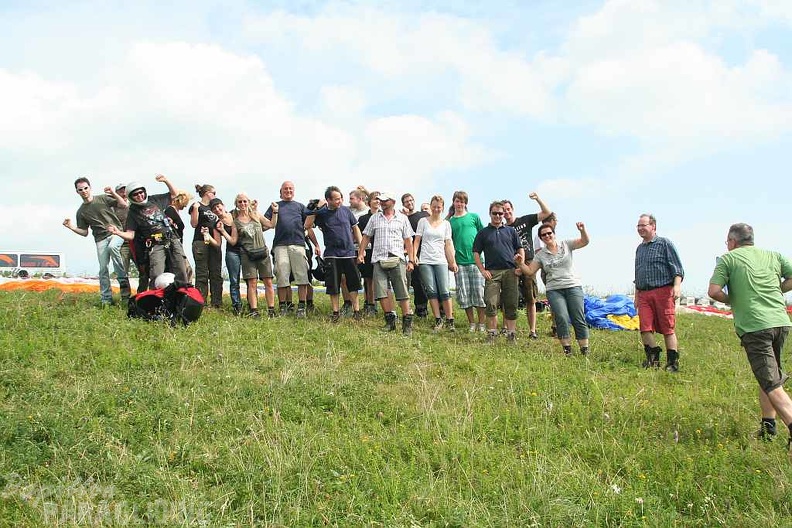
1, 290, 791, 527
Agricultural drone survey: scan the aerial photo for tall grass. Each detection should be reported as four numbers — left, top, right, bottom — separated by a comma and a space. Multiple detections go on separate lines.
1, 290, 790, 526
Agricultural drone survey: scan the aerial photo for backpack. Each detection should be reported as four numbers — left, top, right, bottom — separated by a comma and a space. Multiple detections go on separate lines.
128, 281, 204, 326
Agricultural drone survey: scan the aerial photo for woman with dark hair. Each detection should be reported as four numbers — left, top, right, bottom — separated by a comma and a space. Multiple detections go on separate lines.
189, 183, 222, 308
516, 222, 590, 356
210, 197, 242, 315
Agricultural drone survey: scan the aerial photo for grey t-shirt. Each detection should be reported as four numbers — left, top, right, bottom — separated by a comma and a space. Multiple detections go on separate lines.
534, 240, 580, 291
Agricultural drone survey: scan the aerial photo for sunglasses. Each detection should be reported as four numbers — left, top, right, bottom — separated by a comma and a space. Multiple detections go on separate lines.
491, 211, 504, 216
131, 189, 146, 197
76, 187, 89, 192
539, 232, 553, 238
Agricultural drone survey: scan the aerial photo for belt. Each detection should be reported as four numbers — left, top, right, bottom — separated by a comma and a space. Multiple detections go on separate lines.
636, 283, 673, 292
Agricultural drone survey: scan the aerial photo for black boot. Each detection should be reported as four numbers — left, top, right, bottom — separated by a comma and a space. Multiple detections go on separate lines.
402, 314, 414, 336
665, 349, 679, 372
383, 311, 397, 332
642, 345, 662, 368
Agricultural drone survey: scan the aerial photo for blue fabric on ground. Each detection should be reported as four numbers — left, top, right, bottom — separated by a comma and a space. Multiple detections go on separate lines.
584, 294, 637, 330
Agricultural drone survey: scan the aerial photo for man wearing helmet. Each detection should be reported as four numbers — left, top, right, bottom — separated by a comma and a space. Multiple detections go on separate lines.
107, 174, 187, 290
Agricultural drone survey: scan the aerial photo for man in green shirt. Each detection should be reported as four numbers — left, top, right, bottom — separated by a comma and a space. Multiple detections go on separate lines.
447, 190, 486, 333
709, 223, 792, 445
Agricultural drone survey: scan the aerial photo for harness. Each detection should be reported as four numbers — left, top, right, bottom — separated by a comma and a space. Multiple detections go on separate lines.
145, 231, 171, 249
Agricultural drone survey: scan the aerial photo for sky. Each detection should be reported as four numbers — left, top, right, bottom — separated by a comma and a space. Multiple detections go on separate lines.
2, 0, 790, 296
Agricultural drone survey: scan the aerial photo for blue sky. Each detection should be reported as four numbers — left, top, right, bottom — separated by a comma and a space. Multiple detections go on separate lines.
2, 0, 790, 295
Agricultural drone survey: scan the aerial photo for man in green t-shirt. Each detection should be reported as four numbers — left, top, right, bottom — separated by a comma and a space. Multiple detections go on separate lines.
447, 190, 486, 333
709, 223, 792, 446
63, 177, 131, 306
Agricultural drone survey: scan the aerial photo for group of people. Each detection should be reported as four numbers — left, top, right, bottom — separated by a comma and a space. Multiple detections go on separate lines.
65, 176, 792, 447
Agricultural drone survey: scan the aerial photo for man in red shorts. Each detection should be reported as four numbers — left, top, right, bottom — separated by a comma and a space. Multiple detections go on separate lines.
634, 214, 685, 371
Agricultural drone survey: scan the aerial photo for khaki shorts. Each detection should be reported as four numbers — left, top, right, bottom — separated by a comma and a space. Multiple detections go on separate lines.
373, 260, 409, 301
241, 252, 273, 281
273, 245, 309, 287
519, 272, 538, 305
741, 326, 790, 393
484, 269, 520, 320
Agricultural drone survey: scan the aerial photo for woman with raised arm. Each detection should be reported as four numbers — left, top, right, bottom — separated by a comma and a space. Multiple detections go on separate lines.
516, 222, 590, 356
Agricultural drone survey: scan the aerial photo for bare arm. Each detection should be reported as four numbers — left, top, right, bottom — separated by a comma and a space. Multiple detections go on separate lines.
105, 187, 128, 208
62, 218, 89, 237
106, 224, 135, 242
514, 253, 541, 276
444, 239, 458, 273
474, 252, 491, 280
357, 234, 370, 263
155, 174, 177, 199
306, 227, 320, 257
781, 278, 792, 293
260, 201, 278, 230
529, 192, 552, 222
708, 283, 729, 304
189, 202, 200, 228
569, 222, 589, 250
352, 225, 362, 247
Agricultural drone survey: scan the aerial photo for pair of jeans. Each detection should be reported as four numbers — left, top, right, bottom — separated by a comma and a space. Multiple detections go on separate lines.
418, 263, 451, 301
226, 250, 242, 308
546, 286, 589, 340
95, 235, 129, 303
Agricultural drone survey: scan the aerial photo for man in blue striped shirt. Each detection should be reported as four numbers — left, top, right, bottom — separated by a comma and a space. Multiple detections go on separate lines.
634, 214, 685, 371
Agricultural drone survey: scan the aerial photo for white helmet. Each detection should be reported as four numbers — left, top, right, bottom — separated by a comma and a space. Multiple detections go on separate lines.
154, 272, 176, 289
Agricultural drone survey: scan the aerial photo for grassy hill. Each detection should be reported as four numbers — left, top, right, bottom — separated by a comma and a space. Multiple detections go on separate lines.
1, 291, 791, 526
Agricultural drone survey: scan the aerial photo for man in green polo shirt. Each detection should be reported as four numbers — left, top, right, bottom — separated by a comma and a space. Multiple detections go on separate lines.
709, 223, 792, 446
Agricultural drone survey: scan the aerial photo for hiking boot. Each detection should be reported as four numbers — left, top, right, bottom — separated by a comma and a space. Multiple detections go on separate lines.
268, 307, 276, 318
445, 319, 456, 332
383, 312, 397, 332
279, 304, 288, 317
642, 346, 662, 368
352, 310, 363, 321
529, 331, 539, 340
500, 327, 509, 336
233, 304, 242, 316
330, 311, 341, 323
296, 305, 307, 319
486, 330, 498, 344
563, 345, 573, 357
415, 306, 428, 319
402, 314, 414, 336
756, 419, 777, 441
340, 302, 352, 317
507, 331, 517, 344
433, 318, 444, 332
665, 350, 680, 372
248, 309, 260, 319
580, 346, 590, 356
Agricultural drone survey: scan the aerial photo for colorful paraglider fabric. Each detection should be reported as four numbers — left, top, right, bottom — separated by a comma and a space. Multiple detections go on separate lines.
584, 295, 639, 331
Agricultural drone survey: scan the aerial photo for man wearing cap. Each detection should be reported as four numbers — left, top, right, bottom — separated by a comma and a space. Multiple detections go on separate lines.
357, 191, 416, 335
264, 181, 311, 318
107, 174, 187, 290
63, 177, 132, 306
305, 186, 363, 322
111, 183, 142, 291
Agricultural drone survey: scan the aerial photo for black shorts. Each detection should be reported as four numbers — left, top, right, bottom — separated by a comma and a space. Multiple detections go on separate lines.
326, 258, 362, 295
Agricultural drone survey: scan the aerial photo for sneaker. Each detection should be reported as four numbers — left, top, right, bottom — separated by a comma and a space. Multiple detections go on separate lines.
330, 312, 340, 323
415, 306, 428, 319
529, 331, 539, 340
500, 327, 508, 336
248, 309, 260, 319
433, 318, 444, 332
486, 331, 498, 344
364, 303, 377, 317
232, 304, 242, 316
268, 307, 277, 318
445, 319, 456, 332
352, 310, 363, 321
478, 323, 487, 333
563, 345, 573, 357
340, 302, 352, 317
296, 307, 307, 319
507, 331, 516, 344
469, 324, 477, 333
306, 302, 318, 315
580, 346, 590, 356
279, 305, 288, 317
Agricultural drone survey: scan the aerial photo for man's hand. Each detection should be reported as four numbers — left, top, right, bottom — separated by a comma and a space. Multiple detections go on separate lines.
672, 283, 681, 300
107, 224, 120, 235
155, 174, 167, 183
529, 192, 539, 201
63, 218, 73, 229
103, 186, 114, 196
480, 269, 492, 280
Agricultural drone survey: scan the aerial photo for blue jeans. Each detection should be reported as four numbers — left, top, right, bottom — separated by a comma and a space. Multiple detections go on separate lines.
546, 286, 589, 340
418, 264, 451, 301
226, 250, 242, 308
95, 235, 128, 303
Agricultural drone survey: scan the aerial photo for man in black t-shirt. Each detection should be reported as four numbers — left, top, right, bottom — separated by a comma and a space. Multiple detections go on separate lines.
401, 193, 430, 318
502, 192, 553, 339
